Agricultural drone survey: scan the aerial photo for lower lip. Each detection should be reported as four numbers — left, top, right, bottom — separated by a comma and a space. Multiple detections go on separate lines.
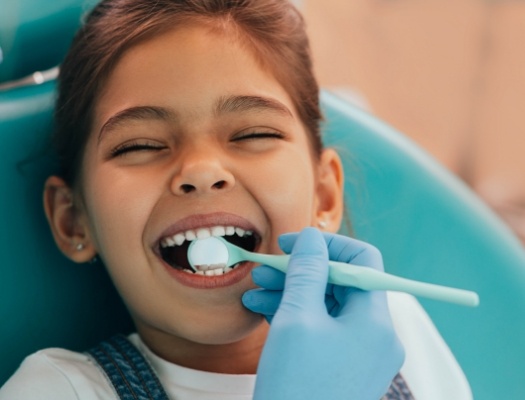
161, 260, 255, 289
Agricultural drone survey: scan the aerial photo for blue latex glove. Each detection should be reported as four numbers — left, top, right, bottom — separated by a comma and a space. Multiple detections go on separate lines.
242, 228, 405, 400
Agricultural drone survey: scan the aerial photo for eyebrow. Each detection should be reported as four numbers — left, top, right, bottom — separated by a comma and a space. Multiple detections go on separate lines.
98, 95, 293, 141
98, 105, 174, 142
214, 95, 293, 118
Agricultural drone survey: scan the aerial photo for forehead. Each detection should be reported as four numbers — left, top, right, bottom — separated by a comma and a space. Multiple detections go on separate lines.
93, 24, 300, 130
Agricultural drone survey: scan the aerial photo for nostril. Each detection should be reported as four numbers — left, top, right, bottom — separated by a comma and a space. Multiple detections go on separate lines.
180, 184, 195, 194
212, 180, 227, 190
175, 177, 233, 195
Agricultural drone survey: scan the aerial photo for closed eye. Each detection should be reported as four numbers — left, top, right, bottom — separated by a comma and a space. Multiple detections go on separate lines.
231, 132, 285, 142
110, 140, 167, 158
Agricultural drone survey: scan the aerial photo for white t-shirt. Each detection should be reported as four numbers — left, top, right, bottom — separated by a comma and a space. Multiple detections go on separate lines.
0, 293, 472, 400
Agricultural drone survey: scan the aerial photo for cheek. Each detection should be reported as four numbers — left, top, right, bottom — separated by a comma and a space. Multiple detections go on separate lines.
249, 150, 318, 231
82, 168, 161, 259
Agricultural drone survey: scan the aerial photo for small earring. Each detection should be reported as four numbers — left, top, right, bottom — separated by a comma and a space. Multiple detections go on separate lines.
318, 220, 327, 229
76, 243, 85, 251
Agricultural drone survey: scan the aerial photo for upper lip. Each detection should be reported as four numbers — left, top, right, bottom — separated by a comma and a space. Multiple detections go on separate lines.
153, 212, 261, 250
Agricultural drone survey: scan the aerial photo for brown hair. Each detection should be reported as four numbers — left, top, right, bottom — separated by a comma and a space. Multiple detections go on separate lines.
54, 0, 323, 186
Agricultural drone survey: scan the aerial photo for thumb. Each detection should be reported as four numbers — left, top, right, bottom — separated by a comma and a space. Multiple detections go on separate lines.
279, 227, 329, 314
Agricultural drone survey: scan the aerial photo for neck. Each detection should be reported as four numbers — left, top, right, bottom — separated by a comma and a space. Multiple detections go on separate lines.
136, 321, 269, 374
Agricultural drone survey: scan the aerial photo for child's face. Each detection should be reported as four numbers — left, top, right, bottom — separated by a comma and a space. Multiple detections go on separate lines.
50, 24, 343, 360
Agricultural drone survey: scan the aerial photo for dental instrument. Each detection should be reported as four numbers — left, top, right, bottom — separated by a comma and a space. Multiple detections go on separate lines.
188, 236, 479, 307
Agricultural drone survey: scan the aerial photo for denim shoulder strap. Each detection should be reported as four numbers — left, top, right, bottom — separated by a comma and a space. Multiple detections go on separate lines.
383, 372, 415, 400
87, 334, 170, 400
88, 334, 413, 400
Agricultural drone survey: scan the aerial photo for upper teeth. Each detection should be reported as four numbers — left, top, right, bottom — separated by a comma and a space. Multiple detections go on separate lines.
160, 225, 253, 248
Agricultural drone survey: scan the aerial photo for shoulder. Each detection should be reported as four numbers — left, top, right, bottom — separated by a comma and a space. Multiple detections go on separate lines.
0, 347, 116, 400
388, 292, 473, 400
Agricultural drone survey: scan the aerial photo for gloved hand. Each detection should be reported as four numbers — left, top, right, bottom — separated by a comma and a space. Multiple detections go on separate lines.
242, 228, 405, 400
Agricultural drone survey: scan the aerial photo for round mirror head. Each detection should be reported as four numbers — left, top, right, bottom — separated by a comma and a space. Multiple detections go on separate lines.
187, 236, 229, 271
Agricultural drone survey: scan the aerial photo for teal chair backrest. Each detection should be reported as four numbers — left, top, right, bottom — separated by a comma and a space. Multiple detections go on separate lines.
2, 82, 525, 399
0, 81, 134, 385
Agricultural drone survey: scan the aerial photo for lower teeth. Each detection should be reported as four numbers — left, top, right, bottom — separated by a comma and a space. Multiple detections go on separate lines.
183, 264, 236, 276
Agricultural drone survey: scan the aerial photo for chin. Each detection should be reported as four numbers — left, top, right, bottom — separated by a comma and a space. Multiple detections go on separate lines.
194, 307, 268, 346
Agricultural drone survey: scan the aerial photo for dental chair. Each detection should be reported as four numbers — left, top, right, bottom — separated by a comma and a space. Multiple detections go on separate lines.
2, 81, 525, 398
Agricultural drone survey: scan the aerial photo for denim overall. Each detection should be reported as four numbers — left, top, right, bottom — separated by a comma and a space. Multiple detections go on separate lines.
88, 335, 414, 400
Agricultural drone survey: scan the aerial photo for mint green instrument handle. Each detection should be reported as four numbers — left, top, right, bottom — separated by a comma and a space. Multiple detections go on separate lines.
243, 251, 479, 307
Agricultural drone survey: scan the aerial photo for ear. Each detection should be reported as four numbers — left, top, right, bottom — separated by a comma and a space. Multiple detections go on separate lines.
43, 176, 97, 263
313, 148, 345, 232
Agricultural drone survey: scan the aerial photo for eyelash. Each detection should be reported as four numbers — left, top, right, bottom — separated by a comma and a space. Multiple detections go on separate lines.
231, 132, 285, 141
110, 141, 166, 158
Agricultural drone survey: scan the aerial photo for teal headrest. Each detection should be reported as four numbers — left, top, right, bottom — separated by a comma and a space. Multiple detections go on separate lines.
0, 1, 96, 83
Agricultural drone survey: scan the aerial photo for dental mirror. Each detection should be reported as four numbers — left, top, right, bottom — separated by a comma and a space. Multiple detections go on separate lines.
187, 236, 480, 307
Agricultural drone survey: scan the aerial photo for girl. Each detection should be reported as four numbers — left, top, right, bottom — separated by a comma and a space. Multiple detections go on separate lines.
0, 0, 471, 398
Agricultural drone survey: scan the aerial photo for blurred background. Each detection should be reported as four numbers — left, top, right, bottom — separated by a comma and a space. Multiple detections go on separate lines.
300, 0, 525, 244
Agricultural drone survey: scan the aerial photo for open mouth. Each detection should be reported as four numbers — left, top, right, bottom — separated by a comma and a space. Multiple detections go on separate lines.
159, 225, 259, 275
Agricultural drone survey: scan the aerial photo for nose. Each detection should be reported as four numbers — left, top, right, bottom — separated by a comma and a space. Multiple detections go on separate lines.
170, 148, 235, 196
